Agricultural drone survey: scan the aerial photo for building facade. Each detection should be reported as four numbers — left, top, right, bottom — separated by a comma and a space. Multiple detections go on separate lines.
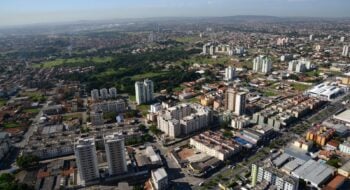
104, 134, 127, 176
135, 79, 154, 105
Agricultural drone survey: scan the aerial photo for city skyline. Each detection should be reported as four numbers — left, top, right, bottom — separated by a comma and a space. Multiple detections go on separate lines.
1, 0, 350, 27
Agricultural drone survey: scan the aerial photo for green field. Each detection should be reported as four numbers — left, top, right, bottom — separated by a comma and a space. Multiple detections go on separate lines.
2, 121, 21, 128
177, 55, 232, 66
291, 83, 310, 91
131, 72, 169, 81
22, 108, 40, 114
34, 56, 113, 68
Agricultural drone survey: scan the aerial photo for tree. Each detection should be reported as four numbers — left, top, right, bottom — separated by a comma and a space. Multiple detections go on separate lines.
0, 173, 34, 190
16, 155, 39, 169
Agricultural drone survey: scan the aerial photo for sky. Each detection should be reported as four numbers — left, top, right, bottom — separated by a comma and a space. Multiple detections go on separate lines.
1, 0, 350, 27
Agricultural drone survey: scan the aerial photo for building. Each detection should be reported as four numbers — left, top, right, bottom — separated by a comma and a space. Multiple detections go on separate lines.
231, 115, 250, 129
90, 111, 104, 126
91, 89, 100, 101
307, 82, 345, 101
225, 66, 236, 81
251, 163, 299, 190
292, 159, 334, 188
0, 132, 10, 161
342, 45, 349, 57
91, 100, 126, 113
190, 131, 241, 161
338, 160, 350, 178
288, 58, 311, 73
339, 141, 350, 155
224, 88, 246, 116
306, 125, 335, 146
109, 87, 117, 99
104, 134, 127, 176
151, 167, 168, 190
100, 88, 109, 100
253, 55, 272, 74
157, 103, 212, 138
74, 138, 99, 185
135, 79, 154, 105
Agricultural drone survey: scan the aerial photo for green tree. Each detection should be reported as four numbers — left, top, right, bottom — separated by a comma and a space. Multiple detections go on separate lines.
16, 155, 39, 169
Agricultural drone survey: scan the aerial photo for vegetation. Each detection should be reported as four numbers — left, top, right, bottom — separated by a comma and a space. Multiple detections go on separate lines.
291, 83, 310, 91
2, 121, 21, 129
34, 56, 113, 68
0, 98, 7, 107
149, 125, 163, 136
16, 155, 39, 169
0, 173, 33, 190
22, 108, 40, 115
326, 156, 341, 168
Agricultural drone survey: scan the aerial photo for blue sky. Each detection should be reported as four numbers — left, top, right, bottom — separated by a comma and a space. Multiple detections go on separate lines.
0, 0, 350, 26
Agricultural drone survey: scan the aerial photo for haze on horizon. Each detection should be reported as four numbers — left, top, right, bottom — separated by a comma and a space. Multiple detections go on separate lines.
1, 0, 350, 27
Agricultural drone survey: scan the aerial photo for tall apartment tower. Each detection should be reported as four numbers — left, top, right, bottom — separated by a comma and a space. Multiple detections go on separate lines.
342, 45, 349, 57
100, 88, 109, 99
104, 134, 127, 176
225, 66, 236, 81
109, 87, 117, 99
225, 88, 247, 116
91, 89, 99, 101
74, 138, 99, 185
135, 79, 154, 105
253, 55, 272, 74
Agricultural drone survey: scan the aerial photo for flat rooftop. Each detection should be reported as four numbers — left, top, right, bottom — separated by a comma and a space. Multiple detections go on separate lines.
334, 109, 350, 124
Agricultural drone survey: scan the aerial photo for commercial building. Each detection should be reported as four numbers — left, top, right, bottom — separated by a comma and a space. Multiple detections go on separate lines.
338, 160, 350, 178
135, 79, 154, 105
74, 137, 100, 185
104, 134, 127, 176
190, 131, 241, 161
157, 103, 212, 138
151, 167, 168, 190
339, 141, 350, 155
253, 55, 272, 74
224, 66, 235, 81
224, 88, 247, 116
307, 82, 345, 101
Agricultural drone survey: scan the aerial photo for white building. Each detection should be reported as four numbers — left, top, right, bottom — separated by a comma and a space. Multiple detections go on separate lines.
91, 89, 100, 101
307, 82, 345, 101
150, 103, 162, 113
225, 66, 236, 81
90, 111, 104, 126
342, 45, 349, 57
91, 100, 126, 113
253, 55, 272, 74
225, 88, 247, 116
339, 142, 350, 155
151, 167, 168, 190
288, 58, 311, 73
100, 88, 109, 100
157, 103, 212, 138
109, 87, 117, 99
74, 138, 99, 185
135, 79, 154, 105
231, 115, 250, 129
104, 134, 127, 176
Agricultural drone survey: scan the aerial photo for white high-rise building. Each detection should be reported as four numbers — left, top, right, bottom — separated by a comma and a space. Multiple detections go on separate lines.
341, 36, 345, 42
309, 34, 313, 41
74, 138, 99, 185
253, 55, 272, 74
288, 58, 311, 73
90, 111, 104, 126
109, 87, 117, 99
91, 89, 99, 101
135, 79, 154, 105
225, 88, 247, 116
104, 134, 127, 176
342, 45, 349, 57
225, 66, 236, 81
100, 88, 109, 99
151, 167, 168, 190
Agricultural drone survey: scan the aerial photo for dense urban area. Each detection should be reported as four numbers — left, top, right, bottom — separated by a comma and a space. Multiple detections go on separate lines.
1, 16, 350, 190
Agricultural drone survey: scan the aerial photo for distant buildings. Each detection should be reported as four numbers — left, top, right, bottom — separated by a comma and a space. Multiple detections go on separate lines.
253, 55, 272, 74
190, 131, 241, 161
157, 103, 212, 138
151, 167, 168, 190
74, 138, 100, 185
91, 87, 118, 101
224, 88, 247, 116
342, 45, 349, 57
135, 79, 154, 105
104, 134, 127, 176
91, 100, 126, 113
288, 58, 312, 73
224, 66, 236, 81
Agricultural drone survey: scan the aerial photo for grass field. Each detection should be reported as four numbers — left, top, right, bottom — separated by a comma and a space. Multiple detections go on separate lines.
34, 56, 113, 68
131, 72, 169, 81
21, 91, 46, 102
2, 121, 21, 128
291, 83, 310, 91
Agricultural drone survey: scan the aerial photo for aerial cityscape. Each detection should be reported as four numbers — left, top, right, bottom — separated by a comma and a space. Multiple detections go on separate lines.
1, 0, 350, 190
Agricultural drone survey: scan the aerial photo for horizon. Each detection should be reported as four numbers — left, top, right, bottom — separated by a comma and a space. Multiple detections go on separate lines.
1, 0, 350, 27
